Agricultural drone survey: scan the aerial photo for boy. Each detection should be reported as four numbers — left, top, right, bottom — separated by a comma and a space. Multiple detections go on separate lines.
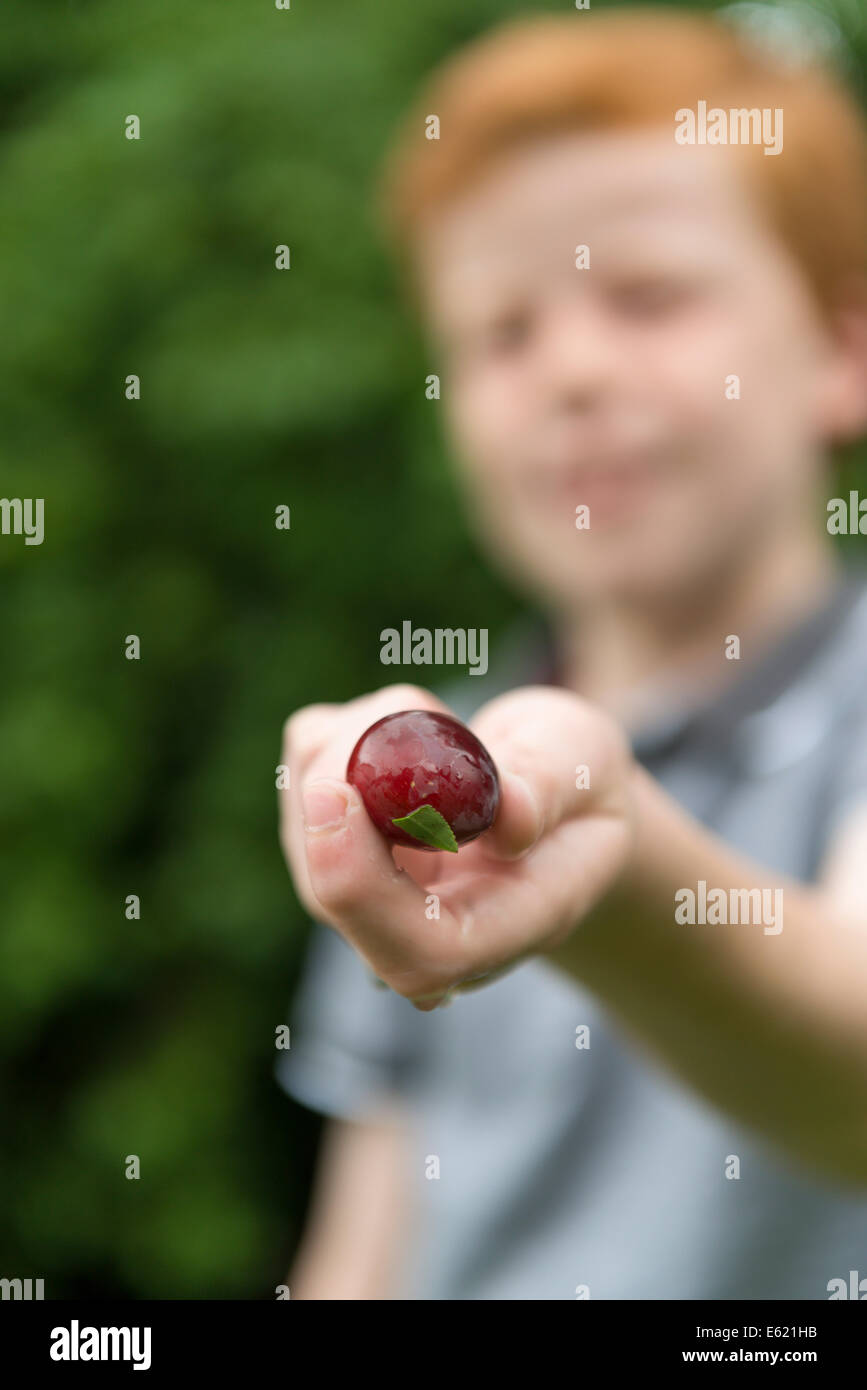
276, 8, 867, 1299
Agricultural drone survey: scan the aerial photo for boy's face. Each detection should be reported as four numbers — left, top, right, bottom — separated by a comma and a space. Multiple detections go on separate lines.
415, 127, 857, 611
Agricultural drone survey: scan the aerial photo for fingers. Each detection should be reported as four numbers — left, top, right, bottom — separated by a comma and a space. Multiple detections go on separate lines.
277, 681, 634, 1011
284, 682, 453, 785
279, 684, 467, 1004
391, 841, 445, 888
299, 773, 469, 1004
432, 807, 633, 969
279, 683, 452, 919
485, 770, 543, 859
470, 686, 630, 860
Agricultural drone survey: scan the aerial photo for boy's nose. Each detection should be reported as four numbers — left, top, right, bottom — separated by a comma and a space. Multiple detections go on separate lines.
535, 299, 620, 410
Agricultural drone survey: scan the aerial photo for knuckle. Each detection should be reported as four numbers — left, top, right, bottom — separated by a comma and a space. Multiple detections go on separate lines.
299, 885, 329, 922
390, 972, 444, 1004
283, 703, 335, 754
377, 682, 432, 708
387, 948, 461, 1003
305, 851, 360, 918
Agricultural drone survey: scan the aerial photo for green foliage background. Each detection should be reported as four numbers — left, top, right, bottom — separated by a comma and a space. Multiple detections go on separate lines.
1, 0, 864, 1297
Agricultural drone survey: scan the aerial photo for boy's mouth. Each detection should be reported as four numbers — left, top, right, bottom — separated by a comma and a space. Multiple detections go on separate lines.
532, 453, 665, 522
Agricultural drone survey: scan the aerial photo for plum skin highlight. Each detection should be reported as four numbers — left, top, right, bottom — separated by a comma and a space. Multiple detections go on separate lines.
346, 709, 501, 851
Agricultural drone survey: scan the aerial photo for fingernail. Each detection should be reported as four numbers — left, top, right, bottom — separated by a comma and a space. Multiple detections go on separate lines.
506, 771, 542, 850
303, 781, 349, 832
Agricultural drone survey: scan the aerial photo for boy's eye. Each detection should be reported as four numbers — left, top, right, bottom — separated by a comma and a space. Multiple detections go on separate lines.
480, 310, 532, 353
609, 278, 692, 316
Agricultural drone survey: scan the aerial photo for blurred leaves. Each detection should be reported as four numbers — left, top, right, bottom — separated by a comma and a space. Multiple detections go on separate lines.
0, 0, 522, 1297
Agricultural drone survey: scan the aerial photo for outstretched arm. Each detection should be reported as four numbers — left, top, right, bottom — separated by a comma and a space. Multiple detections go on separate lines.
544, 762, 867, 1188
281, 681, 867, 1191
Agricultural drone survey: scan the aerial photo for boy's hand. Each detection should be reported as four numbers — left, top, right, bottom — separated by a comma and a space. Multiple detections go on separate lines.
279, 684, 634, 1010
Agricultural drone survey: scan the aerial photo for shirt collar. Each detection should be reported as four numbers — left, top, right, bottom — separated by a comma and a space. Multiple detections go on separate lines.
519, 572, 866, 762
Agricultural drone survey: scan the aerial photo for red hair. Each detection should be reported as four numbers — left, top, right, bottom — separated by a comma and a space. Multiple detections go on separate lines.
376, 7, 867, 321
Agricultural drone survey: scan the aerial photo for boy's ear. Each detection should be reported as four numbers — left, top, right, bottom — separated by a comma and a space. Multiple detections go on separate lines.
814, 277, 867, 444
